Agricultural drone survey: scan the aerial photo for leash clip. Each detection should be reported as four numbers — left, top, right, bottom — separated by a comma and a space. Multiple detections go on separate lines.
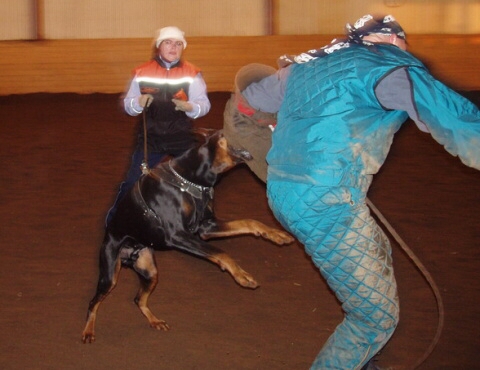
140, 161, 150, 175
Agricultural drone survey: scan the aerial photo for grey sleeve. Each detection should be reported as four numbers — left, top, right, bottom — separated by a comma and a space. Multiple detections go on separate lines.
241, 67, 291, 114
375, 67, 429, 132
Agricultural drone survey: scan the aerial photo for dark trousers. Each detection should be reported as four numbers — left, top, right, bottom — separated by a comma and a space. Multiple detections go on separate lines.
105, 149, 166, 226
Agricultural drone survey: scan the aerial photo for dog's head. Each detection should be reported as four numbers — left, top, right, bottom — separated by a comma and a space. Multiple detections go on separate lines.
175, 129, 253, 187
205, 130, 252, 174
192, 129, 252, 173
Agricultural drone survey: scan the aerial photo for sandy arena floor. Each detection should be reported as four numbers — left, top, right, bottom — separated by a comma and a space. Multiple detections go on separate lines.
0, 91, 479, 369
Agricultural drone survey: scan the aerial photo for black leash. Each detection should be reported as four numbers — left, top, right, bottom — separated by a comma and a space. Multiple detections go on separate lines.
140, 106, 150, 175
367, 198, 444, 369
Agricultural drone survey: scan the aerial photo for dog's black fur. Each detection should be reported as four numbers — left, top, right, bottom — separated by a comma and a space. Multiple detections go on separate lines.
82, 130, 293, 343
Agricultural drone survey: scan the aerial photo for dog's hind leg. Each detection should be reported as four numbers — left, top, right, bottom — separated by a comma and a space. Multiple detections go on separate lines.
82, 241, 122, 343
132, 247, 170, 331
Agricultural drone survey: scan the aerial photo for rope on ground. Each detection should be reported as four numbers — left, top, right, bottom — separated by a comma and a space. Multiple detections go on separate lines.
366, 197, 445, 370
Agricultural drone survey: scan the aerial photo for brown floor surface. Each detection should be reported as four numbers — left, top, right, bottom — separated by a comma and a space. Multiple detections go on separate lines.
0, 92, 479, 370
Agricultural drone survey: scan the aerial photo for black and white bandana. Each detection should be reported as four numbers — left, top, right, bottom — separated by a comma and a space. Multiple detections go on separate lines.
278, 14, 406, 67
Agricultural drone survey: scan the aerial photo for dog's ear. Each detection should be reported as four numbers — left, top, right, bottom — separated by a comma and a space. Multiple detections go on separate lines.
192, 128, 218, 142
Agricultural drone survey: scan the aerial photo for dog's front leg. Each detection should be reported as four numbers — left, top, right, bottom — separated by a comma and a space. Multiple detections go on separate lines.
208, 251, 259, 289
199, 219, 294, 245
173, 234, 259, 289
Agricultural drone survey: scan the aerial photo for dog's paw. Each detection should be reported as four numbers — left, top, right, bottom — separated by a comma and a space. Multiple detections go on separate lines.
235, 271, 259, 289
81, 332, 95, 344
265, 229, 295, 245
150, 319, 170, 331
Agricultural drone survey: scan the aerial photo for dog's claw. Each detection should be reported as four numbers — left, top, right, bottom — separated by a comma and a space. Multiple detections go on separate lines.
82, 333, 95, 344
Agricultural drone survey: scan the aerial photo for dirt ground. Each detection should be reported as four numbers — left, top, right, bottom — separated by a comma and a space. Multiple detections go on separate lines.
0, 91, 478, 370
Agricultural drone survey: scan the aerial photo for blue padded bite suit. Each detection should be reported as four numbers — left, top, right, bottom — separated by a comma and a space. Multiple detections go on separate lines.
266, 44, 480, 369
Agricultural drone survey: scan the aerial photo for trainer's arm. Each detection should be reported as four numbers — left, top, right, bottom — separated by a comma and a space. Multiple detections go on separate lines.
185, 73, 211, 119
241, 66, 291, 114
123, 77, 144, 116
376, 67, 480, 170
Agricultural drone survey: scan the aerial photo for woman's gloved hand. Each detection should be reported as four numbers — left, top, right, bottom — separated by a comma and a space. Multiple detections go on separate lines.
139, 94, 154, 108
172, 99, 193, 112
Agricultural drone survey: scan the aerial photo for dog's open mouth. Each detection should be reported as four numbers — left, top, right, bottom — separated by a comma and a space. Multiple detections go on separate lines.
228, 146, 253, 162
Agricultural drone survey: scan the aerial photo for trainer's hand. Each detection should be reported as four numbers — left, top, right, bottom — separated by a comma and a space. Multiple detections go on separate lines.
139, 94, 154, 108
172, 99, 193, 112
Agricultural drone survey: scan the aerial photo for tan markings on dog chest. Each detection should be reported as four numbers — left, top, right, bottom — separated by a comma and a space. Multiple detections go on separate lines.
182, 201, 193, 216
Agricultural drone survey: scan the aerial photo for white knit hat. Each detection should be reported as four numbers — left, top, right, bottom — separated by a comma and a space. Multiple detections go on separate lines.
155, 26, 187, 49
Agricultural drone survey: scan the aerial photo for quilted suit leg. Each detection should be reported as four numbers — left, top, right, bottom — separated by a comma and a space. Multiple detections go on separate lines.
267, 180, 399, 370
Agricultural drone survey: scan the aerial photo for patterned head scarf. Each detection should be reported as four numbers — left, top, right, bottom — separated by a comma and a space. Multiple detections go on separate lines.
347, 14, 406, 42
278, 14, 406, 67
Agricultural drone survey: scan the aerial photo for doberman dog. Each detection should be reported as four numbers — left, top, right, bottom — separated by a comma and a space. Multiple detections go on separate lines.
82, 130, 294, 343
